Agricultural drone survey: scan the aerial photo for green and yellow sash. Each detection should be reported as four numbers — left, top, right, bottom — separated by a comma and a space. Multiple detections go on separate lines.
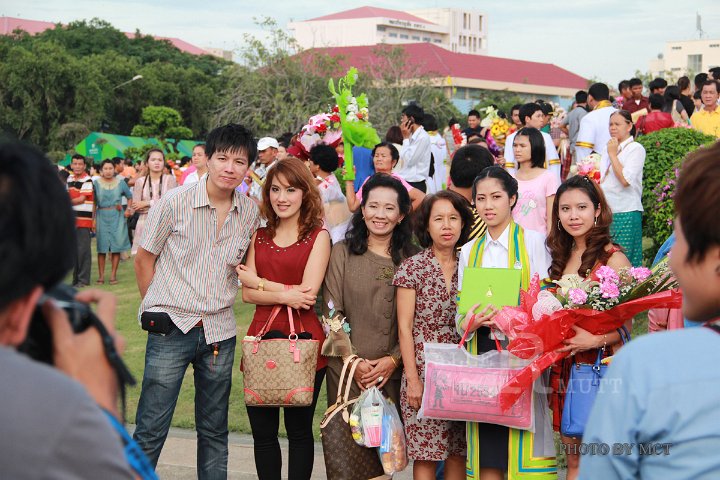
465, 221, 557, 480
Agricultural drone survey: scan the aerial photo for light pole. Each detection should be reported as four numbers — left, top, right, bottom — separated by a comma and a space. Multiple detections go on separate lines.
113, 74, 143, 90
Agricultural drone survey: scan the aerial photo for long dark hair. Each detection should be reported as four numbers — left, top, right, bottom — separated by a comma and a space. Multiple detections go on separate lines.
345, 173, 416, 265
547, 175, 617, 279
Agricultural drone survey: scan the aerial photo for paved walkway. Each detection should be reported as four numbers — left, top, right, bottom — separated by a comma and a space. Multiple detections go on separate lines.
129, 426, 412, 479
136, 426, 565, 479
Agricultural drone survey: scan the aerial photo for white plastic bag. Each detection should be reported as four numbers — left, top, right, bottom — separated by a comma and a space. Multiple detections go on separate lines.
350, 386, 384, 447
377, 398, 408, 475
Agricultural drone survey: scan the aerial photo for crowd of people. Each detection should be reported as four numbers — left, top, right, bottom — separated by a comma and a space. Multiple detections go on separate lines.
4, 70, 720, 480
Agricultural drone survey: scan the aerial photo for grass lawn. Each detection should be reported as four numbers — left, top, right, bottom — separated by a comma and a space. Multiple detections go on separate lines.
78, 246, 328, 437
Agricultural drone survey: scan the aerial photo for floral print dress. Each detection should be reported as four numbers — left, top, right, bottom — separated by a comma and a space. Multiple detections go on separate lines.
392, 248, 466, 461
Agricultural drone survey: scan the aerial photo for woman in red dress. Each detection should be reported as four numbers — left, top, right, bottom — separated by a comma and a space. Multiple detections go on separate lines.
237, 157, 331, 480
546, 175, 631, 480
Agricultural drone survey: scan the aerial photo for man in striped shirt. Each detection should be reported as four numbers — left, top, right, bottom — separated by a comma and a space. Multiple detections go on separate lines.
133, 124, 260, 477
67, 154, 94, 288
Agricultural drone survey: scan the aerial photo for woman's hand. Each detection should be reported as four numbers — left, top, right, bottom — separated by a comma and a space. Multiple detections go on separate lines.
281, 286, 316, 310
460, 303, 498, 334
353, 359, 372, 391
133, 200, 150, 213
558, 325, 601, 355
495, 155, 506, 167
360, 356, 396, 389
607, 137, 619, 157
407, 378, 424, 410
236, 264, 260, 289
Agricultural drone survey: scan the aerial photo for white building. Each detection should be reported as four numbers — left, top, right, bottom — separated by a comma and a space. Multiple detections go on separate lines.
289, 6, 487, 55
409, 8, 487, 55
649, 38, 720, 78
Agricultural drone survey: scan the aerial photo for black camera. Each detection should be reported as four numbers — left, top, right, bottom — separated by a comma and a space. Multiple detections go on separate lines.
18, 284, 135, 387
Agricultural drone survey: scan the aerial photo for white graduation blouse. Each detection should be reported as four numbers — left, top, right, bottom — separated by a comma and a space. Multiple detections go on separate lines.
600, 136, 646, 213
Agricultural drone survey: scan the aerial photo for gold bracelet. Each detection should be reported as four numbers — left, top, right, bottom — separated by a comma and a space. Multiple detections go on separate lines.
389, 355, 398, 367
257, 278, 265, 291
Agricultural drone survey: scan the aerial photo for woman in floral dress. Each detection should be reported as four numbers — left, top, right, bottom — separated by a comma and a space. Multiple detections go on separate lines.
394, 190, 474, 480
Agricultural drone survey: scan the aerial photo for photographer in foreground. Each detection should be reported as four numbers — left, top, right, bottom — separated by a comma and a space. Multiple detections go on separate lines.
0, 141, 140, 478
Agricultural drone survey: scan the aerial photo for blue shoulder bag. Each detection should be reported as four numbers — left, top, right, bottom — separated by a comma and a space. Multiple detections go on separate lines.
561, 326, 630, 438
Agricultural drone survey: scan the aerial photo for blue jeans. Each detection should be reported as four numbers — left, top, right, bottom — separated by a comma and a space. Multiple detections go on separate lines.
133, 325, 236, 480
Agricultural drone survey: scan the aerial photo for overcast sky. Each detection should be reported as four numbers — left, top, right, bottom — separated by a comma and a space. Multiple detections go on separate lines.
3, 0, 719, 84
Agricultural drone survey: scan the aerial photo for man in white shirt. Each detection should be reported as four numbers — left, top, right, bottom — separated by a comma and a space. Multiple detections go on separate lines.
183, 143, 208, 185
247, 137, 279, 203
503, 103, 560, 180
575, 83, 618, 176
396, 104, 431, 193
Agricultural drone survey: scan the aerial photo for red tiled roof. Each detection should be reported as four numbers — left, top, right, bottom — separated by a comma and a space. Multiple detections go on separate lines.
124, 32, 208, 55
1, 16, 207, 55
0, 16, 55, 35
307, 43, 587, 90
309, 7, 435, 25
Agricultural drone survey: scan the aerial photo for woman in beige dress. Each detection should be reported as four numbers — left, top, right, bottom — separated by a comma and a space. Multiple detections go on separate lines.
323, 173, 418, 406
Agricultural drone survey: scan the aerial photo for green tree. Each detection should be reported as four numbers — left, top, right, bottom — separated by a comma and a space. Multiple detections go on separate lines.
355, 44, 462, 135
131, 106, 193, 139
0, 17, 229, 151
472, 91, 525, 119
0, 41, 105, 149
213, 18, 341, 136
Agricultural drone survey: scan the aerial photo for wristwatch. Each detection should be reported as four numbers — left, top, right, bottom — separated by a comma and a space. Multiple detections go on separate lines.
257, 278, 265, 291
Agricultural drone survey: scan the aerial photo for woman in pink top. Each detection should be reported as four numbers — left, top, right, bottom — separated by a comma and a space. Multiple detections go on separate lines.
345, 142, 425, 212
511, 127, 560, 235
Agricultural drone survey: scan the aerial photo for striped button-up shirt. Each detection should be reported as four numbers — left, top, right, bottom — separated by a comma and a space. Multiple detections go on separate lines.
138, 177, 260, 344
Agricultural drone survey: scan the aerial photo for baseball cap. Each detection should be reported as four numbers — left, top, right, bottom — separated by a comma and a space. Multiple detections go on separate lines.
257, 137, 279, 151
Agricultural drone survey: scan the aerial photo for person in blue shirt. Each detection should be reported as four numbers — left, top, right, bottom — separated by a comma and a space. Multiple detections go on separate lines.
580, 141, 720, 479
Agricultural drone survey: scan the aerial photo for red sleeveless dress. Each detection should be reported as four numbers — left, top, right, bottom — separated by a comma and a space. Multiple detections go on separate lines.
549, 245, 622, 431
245, 227, 328, 370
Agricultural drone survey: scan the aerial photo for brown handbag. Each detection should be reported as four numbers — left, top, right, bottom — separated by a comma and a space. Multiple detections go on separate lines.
242, 305, 319, 407
320, 355, 386, 480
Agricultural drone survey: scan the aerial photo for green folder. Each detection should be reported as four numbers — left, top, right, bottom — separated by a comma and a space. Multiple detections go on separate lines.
458, 267, 522, 314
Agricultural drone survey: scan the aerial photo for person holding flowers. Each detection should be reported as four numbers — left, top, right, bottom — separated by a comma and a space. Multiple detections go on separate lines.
456, 166, 555, 480
599, 110, 646, 266
580, 140, 720, 479
545, 175, 632, 480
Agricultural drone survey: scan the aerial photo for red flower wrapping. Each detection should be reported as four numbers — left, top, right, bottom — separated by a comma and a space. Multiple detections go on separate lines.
493, 288, 683, 411
316, 123, 327, 133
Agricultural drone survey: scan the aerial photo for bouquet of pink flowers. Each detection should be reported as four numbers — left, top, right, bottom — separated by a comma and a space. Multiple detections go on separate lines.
287, 107, 344, 161
572, 152, 602, 182
492, 259, 682, 410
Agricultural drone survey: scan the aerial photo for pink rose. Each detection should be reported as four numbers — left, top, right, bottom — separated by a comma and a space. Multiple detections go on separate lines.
600, 281, 620, 299
568, 288, 588, 305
